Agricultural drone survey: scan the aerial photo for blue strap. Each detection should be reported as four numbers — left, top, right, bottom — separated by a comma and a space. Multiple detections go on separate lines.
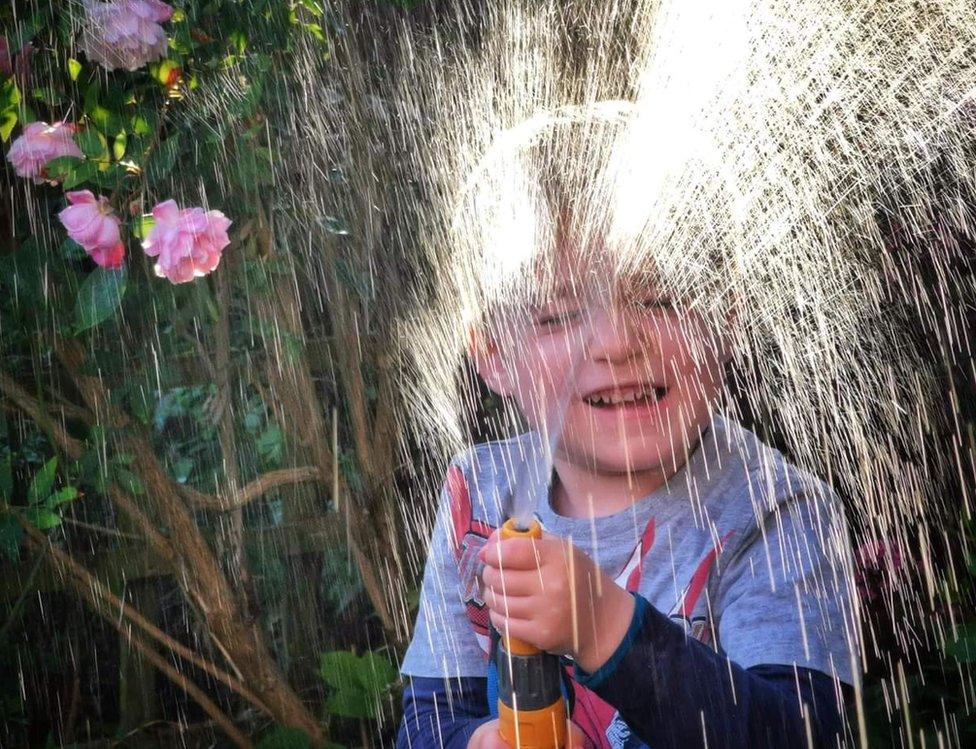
487, 659, 500, 718
487, 626, 500, 718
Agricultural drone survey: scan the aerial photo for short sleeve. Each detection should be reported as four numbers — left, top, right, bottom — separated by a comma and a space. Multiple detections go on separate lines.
715, 488, 861, 687
400, 482, 489, 678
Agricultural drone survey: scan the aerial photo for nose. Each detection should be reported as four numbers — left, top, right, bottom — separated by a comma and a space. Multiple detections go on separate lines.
583, 305, 648, 365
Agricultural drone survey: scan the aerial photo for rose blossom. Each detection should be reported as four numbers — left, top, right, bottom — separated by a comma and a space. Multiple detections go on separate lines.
79, 0, 174, 72
6, 121, 84, 182
58, 191, 125, 269
142, 200, 231, 284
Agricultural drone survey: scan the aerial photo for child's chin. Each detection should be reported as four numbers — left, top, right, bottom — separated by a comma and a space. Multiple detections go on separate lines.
568, 441, 675, 476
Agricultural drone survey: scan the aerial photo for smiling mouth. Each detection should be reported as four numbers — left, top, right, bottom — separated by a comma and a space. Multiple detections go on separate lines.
582, 384, 669, 408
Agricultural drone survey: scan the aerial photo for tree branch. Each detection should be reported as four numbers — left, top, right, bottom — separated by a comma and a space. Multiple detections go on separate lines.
2, 366, 178, 568
14, 511, 272, 721
181, 466, 326, 511
45, 341, 326, 742
0, 372, 85, 458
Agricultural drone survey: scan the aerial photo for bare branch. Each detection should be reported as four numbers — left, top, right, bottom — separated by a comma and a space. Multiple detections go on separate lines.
61, 515, 143, 541
121, 628, 253, 749
0, 367, 177, 564
182, 466, 326, 511
15, 512, 273, 721
0, 372, 85, 458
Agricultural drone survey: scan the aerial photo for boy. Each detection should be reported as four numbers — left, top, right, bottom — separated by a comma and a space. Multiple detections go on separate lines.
395, 260, 859, 747
396, 226, 859, 746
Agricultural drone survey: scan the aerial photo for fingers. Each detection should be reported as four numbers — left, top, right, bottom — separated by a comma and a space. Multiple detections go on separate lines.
482, 588, 535, 619
479, 536, 544, 569
480, 565, 539, 596
467, 719, 507, 749
488, 609, 536, 643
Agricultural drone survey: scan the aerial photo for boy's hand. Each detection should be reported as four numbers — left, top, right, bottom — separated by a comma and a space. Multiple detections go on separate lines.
478, 530, 636, 674
467, 718, 588, 748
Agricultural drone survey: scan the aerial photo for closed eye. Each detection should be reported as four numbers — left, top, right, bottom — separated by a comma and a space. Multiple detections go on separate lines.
637, 297, 674, 312
533, 309, 583, 328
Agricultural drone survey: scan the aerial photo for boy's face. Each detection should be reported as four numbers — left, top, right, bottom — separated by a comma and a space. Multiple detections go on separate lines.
474, 267, 729, 477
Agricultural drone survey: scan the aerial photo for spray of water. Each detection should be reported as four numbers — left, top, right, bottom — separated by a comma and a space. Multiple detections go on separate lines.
278, 0, 976, 740
509, 329, 592, 528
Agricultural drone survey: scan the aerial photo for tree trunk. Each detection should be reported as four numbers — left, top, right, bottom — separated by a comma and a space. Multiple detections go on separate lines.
128, 436, 327, 744
48, 342, 328, 745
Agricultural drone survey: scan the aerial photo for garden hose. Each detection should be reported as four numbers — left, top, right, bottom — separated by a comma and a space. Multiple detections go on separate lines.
496, 518, 567, 748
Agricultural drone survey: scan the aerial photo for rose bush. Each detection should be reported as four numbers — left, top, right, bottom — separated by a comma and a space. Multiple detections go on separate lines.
0, 1, 413, 747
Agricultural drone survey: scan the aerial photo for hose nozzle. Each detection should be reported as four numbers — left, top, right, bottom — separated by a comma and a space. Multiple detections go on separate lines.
497, 518, 567, 748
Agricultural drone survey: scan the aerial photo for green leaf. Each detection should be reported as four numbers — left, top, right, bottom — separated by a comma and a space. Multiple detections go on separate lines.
47, 487, 78, 509
60, 237, 89, 261
90, 105, 123, 136
75, 129, 106, 159
229, 30, 248, 55
319, 650, 397, 719
44, 155, 86, 183
147, 136, 180, 182
256, 727, 312, 749
0, 110, 17, 142
74, 448, 107, 494
131, 113, 154, 137
131, 214, 155, 239
356, 651, 399, 696
26, 507, 61, 531
0, 453, 12, 501
113, 130, 127, 160
32, 87, 65, 106
325, 689, 373, 719
62, 160, 98, 190
0, 78, 20, 143
75, 267, 127, 333
87, 163, 126, 192
256, 424, 284, 464
67, 58, 83, 82
303, 23, 327, 43
0, 78, 21, 110
320, 651, 360, 690
28, 458, 58, 506
299, 0, 325, 16
0, 514, 22, 562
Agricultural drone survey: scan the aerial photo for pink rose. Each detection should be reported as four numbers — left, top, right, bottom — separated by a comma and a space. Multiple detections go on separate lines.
142, 200, 231, 284
58, 191, 125, 269
79, 0, 174, 72
6, 121, 84, 182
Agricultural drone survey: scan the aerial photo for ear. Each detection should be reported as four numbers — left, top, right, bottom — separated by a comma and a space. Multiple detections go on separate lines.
469, 328, 516, 397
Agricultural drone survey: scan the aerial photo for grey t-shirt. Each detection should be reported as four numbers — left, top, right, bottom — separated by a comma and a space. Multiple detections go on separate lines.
401, 415, 860, 745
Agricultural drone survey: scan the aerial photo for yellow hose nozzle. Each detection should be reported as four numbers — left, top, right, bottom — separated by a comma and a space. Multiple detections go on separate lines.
497, 518, 567, 748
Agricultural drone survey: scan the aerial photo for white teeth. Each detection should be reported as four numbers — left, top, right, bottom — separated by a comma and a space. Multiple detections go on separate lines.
587, 386, 663, 406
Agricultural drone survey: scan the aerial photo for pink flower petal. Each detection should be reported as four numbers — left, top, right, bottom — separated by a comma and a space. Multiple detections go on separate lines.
142, 200, 231, 283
